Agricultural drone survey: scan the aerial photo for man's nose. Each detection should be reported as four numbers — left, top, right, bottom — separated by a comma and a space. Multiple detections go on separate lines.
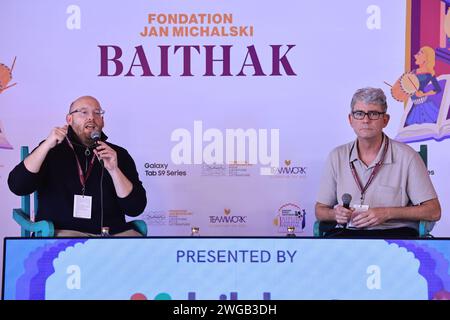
362, 115, 370, 122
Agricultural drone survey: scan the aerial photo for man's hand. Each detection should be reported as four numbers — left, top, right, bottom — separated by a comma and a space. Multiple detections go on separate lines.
44, 125, 68, 149
94, 141, 133, 198
351, 207, 390, 228
24, 125, 68, 173
334, 205, 354, 225
94, 141, 118, 172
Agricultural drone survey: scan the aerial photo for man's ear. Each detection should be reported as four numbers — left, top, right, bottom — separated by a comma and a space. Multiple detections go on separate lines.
66, 114, 72, 125
348, 113, 353, 126
383, 114, 390, 128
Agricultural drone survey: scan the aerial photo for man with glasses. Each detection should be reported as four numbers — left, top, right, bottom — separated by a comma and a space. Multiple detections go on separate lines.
8, 96, 147, 236
315, 87, 441, 237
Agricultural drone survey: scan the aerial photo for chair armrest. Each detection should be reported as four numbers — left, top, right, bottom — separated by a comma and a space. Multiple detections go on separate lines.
315, 219, 433, 238
313, 220, 321, 237
12, 209, 55, 237
130, 219, 147, 236
419, 220, 435, 238
314, 220, 337, 237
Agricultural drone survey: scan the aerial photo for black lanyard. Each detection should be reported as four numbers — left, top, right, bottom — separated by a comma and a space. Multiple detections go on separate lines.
349, 136, 389, 204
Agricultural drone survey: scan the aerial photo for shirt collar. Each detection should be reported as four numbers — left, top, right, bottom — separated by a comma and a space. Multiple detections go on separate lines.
349, 134, 393, 167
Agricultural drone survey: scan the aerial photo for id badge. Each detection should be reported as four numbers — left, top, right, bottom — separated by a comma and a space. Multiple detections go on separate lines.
73, 194, 92, 219
347, 204, 369, 228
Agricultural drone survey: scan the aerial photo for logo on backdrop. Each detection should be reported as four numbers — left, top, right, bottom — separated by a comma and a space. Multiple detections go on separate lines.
141, 211, 167, 226
143, 162, 187, 177
141, 209, 193, 227
260, 159, 307, 177
273, 203, 306, 234
201, 162, 253, 177
209, 208, 247, 226
98, 13, 297, 77
141, 13, 254, 38
168, 209, 193, 226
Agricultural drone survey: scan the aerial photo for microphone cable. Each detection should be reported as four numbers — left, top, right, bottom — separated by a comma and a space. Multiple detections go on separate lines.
99, 159, 106, 236
90, 131, 107, 236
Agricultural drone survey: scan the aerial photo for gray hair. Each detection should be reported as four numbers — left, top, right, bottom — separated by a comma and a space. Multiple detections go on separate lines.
350, 87, 388, 112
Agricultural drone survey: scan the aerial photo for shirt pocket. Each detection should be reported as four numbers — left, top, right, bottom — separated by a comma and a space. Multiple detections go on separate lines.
372, 185, 402, 207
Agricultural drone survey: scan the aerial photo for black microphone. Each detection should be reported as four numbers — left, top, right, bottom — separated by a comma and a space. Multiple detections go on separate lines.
341, 193, 352, 228
342, 193, 352, 209
90, 131, 103, 166
90, 130, 101, 147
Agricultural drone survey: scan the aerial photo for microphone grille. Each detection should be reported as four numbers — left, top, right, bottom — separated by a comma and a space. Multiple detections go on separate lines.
90, 131, 101, 140
342, 193, 352, 204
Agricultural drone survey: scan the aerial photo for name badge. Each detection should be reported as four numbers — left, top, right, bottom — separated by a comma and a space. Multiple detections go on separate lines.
73, 194, 92, 219
348, 204, 369, 228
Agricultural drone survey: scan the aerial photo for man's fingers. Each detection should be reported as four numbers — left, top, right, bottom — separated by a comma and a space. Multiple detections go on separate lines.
55, 127, 68, 137
95, 142, 111, 152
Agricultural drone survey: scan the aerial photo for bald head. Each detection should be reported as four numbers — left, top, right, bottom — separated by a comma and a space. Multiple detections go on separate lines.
69, 96, 101, 114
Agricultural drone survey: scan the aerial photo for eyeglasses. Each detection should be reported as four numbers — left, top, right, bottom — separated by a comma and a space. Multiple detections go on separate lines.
69, 108, 105, 118
351, 110, 386, 120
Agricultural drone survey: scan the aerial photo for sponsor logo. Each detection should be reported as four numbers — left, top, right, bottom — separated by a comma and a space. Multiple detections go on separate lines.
201, 162, 253, 177
141, 210, 193, 226
209, 208, 247, 225
168, 210, 193, 226
260, 159, 307, 177
143, 162, 187, 177
273, 203, 306, 234
141, 211, 167, 226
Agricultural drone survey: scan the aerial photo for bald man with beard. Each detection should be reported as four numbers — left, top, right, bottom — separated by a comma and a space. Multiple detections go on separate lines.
9, 96, 147, 236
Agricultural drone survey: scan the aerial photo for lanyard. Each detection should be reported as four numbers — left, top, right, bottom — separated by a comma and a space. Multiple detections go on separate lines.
66, 137, 96, 195
349, 136, 389, 204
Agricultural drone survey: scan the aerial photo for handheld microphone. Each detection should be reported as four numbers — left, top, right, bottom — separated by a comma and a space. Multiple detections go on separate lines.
342, 193, 352, 209
90, 131, 103, 166
90, 130, 101, 147
341, 193, 352, 228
